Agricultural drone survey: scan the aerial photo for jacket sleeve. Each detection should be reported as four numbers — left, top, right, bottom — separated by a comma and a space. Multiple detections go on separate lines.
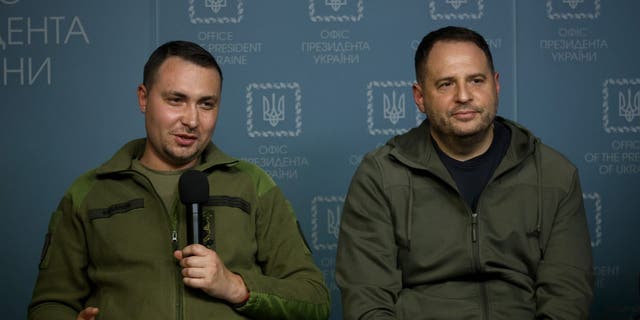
335, 154, 401, 319
28, 191, 91, 320
234, 185, 330, 320
535, 170, 594, 319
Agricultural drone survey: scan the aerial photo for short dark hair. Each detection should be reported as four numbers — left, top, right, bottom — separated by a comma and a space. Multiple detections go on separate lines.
414, 26, 494, 83
143, 40, 223, 90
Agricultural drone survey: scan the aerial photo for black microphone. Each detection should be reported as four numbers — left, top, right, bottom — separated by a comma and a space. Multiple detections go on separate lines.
179, 170, 209, 245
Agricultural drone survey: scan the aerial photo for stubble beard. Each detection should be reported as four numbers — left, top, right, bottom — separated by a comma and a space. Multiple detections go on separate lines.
161, 137, 204, 167
429, 104, 496, 147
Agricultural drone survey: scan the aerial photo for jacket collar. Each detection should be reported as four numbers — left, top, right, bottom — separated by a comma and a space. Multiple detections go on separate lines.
95, 138, 239, 175
387, 116, 538, 176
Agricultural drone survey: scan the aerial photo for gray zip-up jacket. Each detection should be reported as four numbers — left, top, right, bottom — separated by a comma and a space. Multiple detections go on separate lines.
336, 117, 593, 319
29, 139, 330, 320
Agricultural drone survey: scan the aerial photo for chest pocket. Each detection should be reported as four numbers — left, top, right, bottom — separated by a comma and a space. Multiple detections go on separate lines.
88, 199, 144, 220
202, 196, 251, 249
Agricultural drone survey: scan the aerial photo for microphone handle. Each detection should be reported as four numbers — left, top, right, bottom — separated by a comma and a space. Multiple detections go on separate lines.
187, 203, 201, 245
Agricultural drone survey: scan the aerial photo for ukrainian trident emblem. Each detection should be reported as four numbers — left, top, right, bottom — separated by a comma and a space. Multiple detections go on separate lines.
619, 89, 640, 123
325, 0, 347, 12
263, 93, 285, 127
204, 0, 227, 13
563, 0, 584, 9
327, 204, 342, 239
446, 0, 467, 9
383, 90, 406, 125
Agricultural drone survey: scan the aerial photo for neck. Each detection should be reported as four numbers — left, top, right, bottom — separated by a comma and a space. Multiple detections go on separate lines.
431, 124, 494, 161
140, 145, 198, 172
139, 156, 195, 172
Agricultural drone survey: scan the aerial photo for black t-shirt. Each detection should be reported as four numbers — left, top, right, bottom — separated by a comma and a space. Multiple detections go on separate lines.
434, 121, 511, 212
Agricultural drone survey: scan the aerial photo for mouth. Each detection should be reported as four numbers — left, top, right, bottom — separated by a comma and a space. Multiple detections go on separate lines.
451, 107, 480, 121
173, 133, 198, 147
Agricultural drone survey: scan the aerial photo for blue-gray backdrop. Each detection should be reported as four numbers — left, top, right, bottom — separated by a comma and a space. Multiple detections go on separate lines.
2, 1, 639, 319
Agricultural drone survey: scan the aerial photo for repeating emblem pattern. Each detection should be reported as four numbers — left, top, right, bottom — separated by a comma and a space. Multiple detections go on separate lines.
602, 78, 640, 134
584, 193, 602, 248
309, 0, 364, 22
429, 0, 484, 20
311, 196, 345, 251
189, 0, 244, 24
367, 81, 423, 135
325, 0, 347, 12
246, 82, 302, 138
546, 0, 600, 20
205, 0, 227, 13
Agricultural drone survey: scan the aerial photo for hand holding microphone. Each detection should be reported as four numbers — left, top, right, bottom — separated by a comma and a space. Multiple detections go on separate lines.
174, 245, 249, 304
179, 170, 209, 245
175, 170, 250, 304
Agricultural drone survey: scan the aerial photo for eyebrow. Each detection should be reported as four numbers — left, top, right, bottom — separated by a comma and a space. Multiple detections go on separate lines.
199, 95, 218, 104
162, 91, 187, 99
467, 73, 488, 79
434, 76, 455, 83
434, 73, 488, 83
163, 91, 218, 102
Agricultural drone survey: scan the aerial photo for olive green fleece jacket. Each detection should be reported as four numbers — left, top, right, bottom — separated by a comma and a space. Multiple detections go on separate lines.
29, 139, 330, 320
336, 117, 593, 319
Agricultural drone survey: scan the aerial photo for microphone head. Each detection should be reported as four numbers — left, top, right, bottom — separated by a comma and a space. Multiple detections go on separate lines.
179, 170, 210, 204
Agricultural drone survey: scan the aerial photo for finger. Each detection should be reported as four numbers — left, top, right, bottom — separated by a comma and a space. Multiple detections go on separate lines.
77, 307, 99, 320
183, 276, 209, 289
182, 261, 219, 277
180, 256, 205, 268
181, 253, 216, 268
181, 244, 207, 257
182, 267, 205, 279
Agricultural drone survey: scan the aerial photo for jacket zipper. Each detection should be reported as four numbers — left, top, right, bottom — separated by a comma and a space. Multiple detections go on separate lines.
471, 213, 478, 243
172, 231, 178, 250
176, 269, 184, 320
165, 197, 183, 320
127, 170, 183, 320
168, 201, 183, 320
470, 212, 481, 274
471, 211, 489, 320
144, 177, 182, 320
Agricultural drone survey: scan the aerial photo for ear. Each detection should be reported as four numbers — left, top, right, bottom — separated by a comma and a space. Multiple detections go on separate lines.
412, 82, 427, 114
137, 84, 148, 113
493, 72, 501, 95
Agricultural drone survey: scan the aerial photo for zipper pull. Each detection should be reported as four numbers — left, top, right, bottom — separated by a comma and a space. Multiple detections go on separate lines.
171, 230, 178, 251
471, 213, 478, 243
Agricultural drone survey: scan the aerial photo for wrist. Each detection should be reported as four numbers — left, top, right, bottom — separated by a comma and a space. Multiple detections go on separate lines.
228, 272, 249, 305
233, 290, 250, 307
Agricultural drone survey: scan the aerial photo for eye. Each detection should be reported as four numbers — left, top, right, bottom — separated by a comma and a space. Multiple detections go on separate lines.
200, 101, 216, 110
471, 77, 485, 85
438, 81, 453, 88
167, 96, 182, 105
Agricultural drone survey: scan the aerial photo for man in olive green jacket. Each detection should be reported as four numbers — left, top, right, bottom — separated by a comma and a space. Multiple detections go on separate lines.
336, 26, 593, 319
29, 41, 330, 320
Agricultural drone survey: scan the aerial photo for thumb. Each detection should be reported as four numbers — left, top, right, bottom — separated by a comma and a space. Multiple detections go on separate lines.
174, 249, 184, 260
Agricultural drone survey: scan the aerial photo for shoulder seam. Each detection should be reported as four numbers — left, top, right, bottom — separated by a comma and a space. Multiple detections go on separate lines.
66, 169, 99, 212
233, 160, 276, 197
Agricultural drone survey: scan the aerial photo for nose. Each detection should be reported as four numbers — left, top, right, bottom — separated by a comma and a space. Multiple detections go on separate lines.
181, 104, 198, 129
455, 83, 472, 104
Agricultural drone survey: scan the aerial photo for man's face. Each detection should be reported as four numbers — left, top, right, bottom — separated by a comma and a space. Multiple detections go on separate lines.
137, 56, 221, 171
413, 40, 500, 142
